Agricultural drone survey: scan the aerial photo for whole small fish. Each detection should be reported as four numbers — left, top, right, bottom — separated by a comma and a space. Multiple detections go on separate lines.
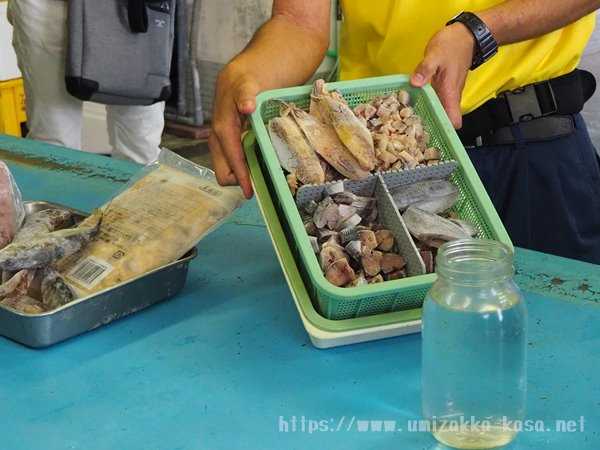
12, 208, 74, 244
268, 115, 325, 186
1, 209, 74, 282
311, 80, 376, 171
0, 210, 102, 271
391, 179, 459, 213
402, 206, 472, 247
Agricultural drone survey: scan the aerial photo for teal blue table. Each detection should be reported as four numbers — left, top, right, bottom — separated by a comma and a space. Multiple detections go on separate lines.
0, 135, 598, 450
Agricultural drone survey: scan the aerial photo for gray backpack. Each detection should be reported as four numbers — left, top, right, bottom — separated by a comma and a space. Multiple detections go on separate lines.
66, 0, 176, 106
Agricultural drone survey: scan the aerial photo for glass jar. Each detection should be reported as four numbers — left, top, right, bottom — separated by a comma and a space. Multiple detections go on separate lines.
421, 239, 527, 449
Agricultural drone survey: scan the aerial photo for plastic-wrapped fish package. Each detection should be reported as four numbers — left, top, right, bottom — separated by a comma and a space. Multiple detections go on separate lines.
58, 149, 245, 297
0, 161, 26, 250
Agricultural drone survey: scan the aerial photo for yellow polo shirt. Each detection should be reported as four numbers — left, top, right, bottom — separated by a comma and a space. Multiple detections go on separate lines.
339, 0, 595, 113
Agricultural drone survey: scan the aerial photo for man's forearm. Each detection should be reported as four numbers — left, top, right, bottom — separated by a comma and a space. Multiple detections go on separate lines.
479, 0, 600, 45
225, 14, 329, 92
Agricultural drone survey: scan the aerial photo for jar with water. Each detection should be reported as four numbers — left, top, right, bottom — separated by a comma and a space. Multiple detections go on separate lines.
422, 239, 527, 449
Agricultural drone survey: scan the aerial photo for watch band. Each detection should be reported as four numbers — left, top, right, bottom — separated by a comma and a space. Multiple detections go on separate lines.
447, 12, 498, 70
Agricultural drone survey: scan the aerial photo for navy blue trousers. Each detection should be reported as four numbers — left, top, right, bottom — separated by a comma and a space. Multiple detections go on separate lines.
466, 114, 600, 265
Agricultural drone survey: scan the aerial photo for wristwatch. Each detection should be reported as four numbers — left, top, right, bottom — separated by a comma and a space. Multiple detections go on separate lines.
447, 12, 498, 70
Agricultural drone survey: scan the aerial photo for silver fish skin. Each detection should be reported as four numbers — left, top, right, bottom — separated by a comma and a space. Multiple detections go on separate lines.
0, 209, 80, 277
303, 200, 319, 216
344, 240, 362, 261
337, 213, 362, 231
449, 218, 478, 237
332, 191, 357, 205
413, 196, 459, 215
0, 211, 101, 271
309, 236, 320, 253
339, 226, 359, 244
391, 179, 458, 213
41, 267, 76, 310
402, 206, 471, 245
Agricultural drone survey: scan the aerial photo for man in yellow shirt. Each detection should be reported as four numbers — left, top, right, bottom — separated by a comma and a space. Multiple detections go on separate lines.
209, 0, 600, 264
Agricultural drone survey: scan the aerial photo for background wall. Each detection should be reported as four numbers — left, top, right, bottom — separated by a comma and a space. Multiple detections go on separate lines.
580, 21, 600, 152
0, 1, 20, 80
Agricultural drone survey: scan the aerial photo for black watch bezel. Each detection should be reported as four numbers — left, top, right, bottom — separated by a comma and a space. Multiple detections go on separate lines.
447, 12, 498, 70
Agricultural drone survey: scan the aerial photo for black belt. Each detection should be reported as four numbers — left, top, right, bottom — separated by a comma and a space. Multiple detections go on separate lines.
459, 69, 596, 147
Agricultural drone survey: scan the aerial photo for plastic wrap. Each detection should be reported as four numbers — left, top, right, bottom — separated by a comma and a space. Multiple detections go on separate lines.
0, 161, 26, 250
58, 149, 245, 297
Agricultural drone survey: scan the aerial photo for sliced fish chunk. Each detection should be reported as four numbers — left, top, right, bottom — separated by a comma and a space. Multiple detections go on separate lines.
0, 210, 102, 271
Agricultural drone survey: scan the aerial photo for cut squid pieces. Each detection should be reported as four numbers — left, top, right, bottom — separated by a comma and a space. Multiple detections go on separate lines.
268, 115, 325, 186
311, 80, 376, 171
284, 103, 370, 181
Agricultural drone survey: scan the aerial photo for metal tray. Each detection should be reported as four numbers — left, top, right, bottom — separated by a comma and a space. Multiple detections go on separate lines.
0, 201, 197, 348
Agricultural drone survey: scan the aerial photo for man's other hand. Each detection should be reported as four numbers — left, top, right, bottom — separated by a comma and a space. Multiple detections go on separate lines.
209, 67, 260, 199
410, 23, 476, 129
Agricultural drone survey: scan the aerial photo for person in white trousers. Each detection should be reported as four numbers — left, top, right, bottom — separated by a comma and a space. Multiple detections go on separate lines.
7, 0, 164, 164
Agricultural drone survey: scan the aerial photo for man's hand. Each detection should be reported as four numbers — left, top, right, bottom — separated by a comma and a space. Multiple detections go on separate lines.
207, 0, 330, 197
411, 0, 600, 128
410, 23, 476, 129
209, 66, 260, 199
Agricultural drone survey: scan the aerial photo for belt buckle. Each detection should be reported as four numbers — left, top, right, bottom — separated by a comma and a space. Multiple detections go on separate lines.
502, 83, 558, 124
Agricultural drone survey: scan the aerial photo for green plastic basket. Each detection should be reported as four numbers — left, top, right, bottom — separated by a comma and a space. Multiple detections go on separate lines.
250, 75, 512, 320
